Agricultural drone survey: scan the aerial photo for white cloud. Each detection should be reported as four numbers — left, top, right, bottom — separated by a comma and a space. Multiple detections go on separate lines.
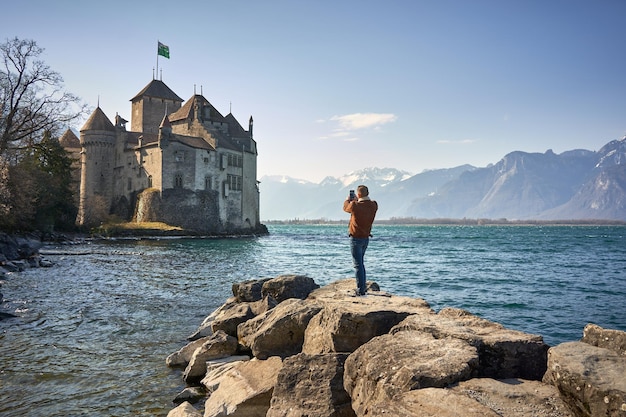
317, 112, 398, 141
330, 113, 398, 130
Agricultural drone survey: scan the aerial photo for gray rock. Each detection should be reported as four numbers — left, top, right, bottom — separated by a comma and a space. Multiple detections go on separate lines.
582, 323, 626, 356
201, 355, 251, 393
344, 331, 479, 416
167, 401, 202, 417
211, 301, 255, 337
167, 335, 214, 368
38, 258, 53, 267
302, 294, 433, 355
233, 278, 272, 302
367, 387, 500, 417
451, 378, 575, 416
249, 295, 278, 316
391, 307, 549, 380
173, 386, 206, 405
543, 341, 626, 417
187, 298, 238, 341
202, 357, 283, 417
267, 353, 355, 417
183, 330, 238, 385
306, 279, 382, 301
238, 299, 323, 359
2, 261, 24, 272
261, 274, 320, 303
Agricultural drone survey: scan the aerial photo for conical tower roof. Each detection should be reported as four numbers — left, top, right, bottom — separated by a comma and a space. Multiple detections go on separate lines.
81, 107, 115, 132
58, 129, 81, 148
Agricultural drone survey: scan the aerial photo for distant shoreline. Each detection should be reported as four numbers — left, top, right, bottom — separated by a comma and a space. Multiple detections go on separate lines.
264, 218, 626, 226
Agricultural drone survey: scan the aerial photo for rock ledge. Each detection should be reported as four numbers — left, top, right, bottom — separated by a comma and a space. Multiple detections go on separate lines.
166, 276, 626, 417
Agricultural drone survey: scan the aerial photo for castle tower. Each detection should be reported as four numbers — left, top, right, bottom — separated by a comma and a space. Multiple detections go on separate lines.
130, 79, 183, 134
76, 107, 116, 226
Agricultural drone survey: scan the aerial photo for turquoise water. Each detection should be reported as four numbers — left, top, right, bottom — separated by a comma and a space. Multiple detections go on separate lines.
1, 224, 625, 416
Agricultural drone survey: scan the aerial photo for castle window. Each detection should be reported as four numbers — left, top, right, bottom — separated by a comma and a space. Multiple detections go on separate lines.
204, 157, 209, 164
148, 175, 153, 188
205, 176, 212, 190
127, 178, 132, 190
227, 174, 242, 191
226, 154, 243, 167
175, 174, 183, 188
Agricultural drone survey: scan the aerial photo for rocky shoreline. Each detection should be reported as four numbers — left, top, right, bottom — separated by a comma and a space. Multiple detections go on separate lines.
165, 275, 626, 417
0, 232, 56, 318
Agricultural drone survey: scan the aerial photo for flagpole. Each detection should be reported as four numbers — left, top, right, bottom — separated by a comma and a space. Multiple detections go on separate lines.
156, 41, 159, 80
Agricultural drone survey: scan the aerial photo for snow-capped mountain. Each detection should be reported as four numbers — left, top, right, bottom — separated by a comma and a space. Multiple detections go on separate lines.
259, 137, 626, 221
259, 166, 472, 220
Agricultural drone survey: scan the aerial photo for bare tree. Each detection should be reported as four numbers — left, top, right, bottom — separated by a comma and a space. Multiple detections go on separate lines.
0, 156, 9, 216
0, 37, 87, 158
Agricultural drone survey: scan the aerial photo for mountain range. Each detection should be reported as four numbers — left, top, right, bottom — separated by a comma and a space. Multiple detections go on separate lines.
259, 136, 626, 221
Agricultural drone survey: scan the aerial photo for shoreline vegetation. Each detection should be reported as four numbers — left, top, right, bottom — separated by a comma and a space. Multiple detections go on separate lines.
264, 217, 626, 226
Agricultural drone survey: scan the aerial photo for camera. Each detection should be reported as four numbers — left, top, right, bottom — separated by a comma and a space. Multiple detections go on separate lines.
349, 190, 355, 201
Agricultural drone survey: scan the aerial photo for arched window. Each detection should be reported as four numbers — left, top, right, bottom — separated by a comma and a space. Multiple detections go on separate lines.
174, 174, 183, 188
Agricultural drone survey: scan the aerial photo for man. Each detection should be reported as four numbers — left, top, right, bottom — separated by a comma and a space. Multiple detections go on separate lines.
343, 184, 378, 296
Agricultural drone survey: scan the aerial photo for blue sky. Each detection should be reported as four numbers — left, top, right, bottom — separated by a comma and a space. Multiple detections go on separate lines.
4, 0, 626, 182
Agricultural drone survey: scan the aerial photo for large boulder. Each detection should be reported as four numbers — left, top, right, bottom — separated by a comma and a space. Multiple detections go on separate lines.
233, 278, 272, 302
167, 335, 214, 368
202, 357, 283, 417
183, 330, 238, 384
344, 331, 479, 415
200, 355, 251, 393
391, 307, 549, 380
451, 378, 575, 416
581, 323, 626, 355
187, 298, 238, 341
188, 296, 276, 341
306, 279, 381, 301
367, 387, 500, 417
261, 274, 320, 302
0, 233, 20, 261
167, 401, 202, 417
238, 299, 323, 359
302, 294, 433, 355
173, 387, 206, 406
543, 341, 626, 417
267, 353, 355, 417
210, 301, 255, 337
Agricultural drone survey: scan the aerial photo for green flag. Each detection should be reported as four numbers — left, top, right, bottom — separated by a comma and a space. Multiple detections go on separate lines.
158, 42, 170, 59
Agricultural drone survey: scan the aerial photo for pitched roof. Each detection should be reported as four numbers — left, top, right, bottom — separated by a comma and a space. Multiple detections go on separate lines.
225, 113, 248, 138
81, 107, 115, 132
169, 95, 226, 123
130, 79, 183, 103
58, 129, 81, 148
172, 135, 215, 151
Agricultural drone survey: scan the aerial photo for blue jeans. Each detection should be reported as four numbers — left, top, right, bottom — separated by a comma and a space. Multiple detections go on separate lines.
350, 237, 369, 294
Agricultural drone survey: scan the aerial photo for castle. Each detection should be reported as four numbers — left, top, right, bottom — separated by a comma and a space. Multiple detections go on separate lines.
60, 78, 264, 234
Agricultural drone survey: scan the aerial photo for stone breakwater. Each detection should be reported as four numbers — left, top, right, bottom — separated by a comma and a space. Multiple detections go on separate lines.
166, 275, 626, 417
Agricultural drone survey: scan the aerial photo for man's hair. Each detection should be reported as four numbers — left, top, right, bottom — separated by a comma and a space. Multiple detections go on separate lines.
357, 185, 369, 197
